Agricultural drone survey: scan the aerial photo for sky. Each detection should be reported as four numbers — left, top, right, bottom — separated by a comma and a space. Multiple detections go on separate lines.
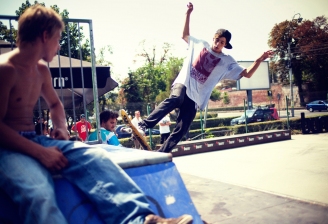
1, 0, 328, 81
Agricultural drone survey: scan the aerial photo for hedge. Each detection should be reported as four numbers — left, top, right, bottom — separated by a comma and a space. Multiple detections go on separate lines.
119, 114, 328, 149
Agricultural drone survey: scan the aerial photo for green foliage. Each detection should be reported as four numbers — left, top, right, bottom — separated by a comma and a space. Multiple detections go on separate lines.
135, 64, 167, 104
194, 112, 218, 119
15, 1, 40, 16
181, 116, 235, 130
119, 114, 328, 149
59, 22, 91, 61
207, 106, 245, 112
98, 92, 119, 112
268, 16, 328, 103
230, 120, 289, 135
120, 72, 143, 114
223, 92, 230, 104
186, 128, 232, 141
96, 45, 113, 67
156, 57, 184, 102
204, 129, 215, 139
120, 41, 184, 115
0, 1, 91, 61
0, 21, 16, 43
210, 88, 222, 101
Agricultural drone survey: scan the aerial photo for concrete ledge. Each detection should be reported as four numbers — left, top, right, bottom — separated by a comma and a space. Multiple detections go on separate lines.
91, 144, 172, 169
162, 130, 291, 157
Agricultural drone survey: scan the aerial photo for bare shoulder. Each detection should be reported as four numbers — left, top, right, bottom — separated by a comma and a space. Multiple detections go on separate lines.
37, 60, 51, 76
0, 52, 16, 70
0, 53, 18, 86
36, 60, 53, 88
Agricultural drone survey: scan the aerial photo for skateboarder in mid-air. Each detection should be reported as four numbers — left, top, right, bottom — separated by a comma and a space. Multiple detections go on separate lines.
138, 2, 274, 153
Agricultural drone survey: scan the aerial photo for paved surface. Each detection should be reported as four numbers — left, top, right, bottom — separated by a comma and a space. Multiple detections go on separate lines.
173, 133, 328, 224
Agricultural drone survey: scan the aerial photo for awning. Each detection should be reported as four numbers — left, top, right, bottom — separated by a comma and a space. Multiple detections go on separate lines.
0, 41, 118, 109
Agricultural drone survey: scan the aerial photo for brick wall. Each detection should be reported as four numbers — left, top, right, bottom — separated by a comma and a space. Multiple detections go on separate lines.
208, 84, 299, 109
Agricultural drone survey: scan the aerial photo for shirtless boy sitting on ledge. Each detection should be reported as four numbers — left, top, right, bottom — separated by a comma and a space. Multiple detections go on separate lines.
0, 4, 192, 224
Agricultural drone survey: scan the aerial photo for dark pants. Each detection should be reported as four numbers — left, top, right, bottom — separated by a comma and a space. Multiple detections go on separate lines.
160, 133, 170, 144
141, 84, 197, 153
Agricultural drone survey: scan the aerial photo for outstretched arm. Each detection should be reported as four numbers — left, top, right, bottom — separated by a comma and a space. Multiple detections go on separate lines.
182, 2, 193, 43
241, 50, 275, 78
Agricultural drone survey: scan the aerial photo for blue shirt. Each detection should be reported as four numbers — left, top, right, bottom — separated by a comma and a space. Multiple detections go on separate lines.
88, 127, 121, 146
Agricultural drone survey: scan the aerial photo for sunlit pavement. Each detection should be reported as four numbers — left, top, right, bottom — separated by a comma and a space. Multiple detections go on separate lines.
173, 133, 328, 224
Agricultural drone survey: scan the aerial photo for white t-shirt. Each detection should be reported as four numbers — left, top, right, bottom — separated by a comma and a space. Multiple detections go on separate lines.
131, 117, 142, 128
131, 117, 145, 135
173, 36, 244, 110
159, 116, 170, 134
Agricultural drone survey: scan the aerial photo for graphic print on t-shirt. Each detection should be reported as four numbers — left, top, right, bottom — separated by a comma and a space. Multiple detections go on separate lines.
191, 48, 221, 84
80, 125, 86, 133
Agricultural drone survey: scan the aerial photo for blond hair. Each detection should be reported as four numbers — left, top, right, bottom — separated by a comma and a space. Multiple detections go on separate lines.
16, 4, 64, 46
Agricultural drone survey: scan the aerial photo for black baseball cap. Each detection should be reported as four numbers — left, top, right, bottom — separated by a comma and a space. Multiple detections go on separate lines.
80, 114, 85, 118
214, 29, 232, 49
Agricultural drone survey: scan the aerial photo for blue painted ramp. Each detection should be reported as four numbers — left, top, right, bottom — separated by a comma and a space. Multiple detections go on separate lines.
54, 178, 105, 224
0, 146, 202, 223
125, 162, 200, 220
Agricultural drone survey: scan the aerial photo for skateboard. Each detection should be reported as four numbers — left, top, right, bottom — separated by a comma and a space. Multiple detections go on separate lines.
120, 109, 152, 151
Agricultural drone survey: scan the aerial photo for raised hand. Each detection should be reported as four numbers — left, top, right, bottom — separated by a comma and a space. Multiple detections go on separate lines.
259, 50, 275, 61
186, 2, 193, 14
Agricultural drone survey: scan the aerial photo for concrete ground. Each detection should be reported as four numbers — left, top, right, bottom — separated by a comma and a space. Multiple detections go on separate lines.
173, 133, 328, 224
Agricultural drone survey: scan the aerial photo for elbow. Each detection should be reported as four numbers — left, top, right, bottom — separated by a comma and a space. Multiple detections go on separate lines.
241, 69, 253, 78
182, 35, 189, 43
48, 101, 63, 110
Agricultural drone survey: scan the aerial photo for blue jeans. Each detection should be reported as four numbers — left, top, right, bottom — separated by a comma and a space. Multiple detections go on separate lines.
0, 134, 153, 224
141, 84, 197, 153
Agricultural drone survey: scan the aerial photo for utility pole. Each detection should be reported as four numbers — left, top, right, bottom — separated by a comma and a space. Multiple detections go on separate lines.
286, 13, 302, 117
288, 42, 294, 117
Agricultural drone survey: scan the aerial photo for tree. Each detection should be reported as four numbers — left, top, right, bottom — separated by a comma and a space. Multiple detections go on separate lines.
96, 45, 113, 67
0, 0, 91, 61
223, 92, 230, 105
156, 56, 184, 102
120, 41, 183, 115
268, 19, 303, 85
98, 92, 119, 112
293, 16, 328, 100
120, 72, 143, 114
0, 21, 17, 43
210, 88, 222, 102
268, 16, 328, 104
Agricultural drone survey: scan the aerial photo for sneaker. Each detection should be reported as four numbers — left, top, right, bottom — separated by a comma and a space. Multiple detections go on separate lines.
138, 122, 147, 132
144, 214, 193, 224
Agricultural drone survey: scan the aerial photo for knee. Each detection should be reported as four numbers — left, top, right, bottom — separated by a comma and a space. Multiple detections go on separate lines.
15, 184, 57, 214
169, 92, 185, 105
27, 183, 56, 201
